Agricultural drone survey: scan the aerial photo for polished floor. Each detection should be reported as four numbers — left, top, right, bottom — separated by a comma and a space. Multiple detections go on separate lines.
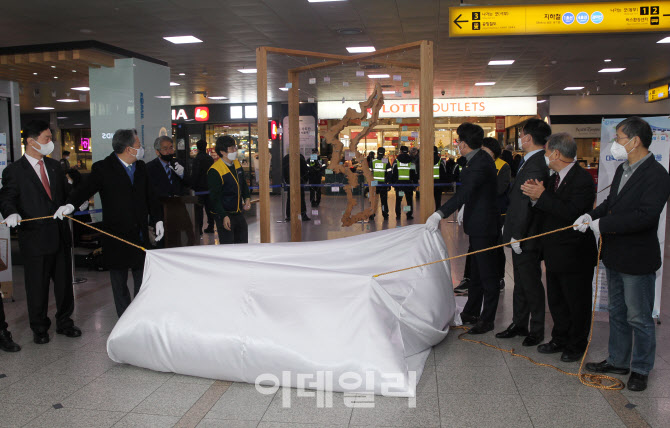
1, 190, 670, 427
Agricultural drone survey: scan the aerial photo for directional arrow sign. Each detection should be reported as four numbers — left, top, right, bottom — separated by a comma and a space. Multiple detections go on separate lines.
449, 1, 670, 37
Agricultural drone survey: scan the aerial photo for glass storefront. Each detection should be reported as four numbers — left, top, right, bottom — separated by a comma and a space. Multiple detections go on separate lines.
61, 128, 92, 171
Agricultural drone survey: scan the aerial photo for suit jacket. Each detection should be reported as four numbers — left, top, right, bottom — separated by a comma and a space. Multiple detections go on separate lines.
503, 150, 549, 251
191, 151, 214, 192
67, 153, 162, 269
535, 164, 597, 273
0, 156, 71, 257
438, 149, 498, 237
590, 154, 670, 275
146, 157, 189, 198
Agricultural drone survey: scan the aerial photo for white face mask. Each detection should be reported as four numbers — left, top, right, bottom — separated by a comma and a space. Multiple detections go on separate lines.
33, 139, 54, 156
227, 152, 237, 161
610, 139, 633, 161
67, 178, 73, 185
130, 146, 144, 161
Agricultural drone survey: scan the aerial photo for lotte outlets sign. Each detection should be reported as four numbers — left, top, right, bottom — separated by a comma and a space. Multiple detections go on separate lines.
317, 97, 537, 119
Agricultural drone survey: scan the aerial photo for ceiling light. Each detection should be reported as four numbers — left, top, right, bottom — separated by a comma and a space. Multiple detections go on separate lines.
237, 69, 257, 74
537, 100, 547, 103
308, 0, 347, 3
73, 123, 84, 126
56, 99, 78, 103
337, 28, 363, 35
170, 82, 180, 86
475, 82, 495, 86
564, 86, 584, 90
50, 66, 56, 69
155, 96, 171, 99
163, 35, 203, 44
604, 59, 612, 62
488, 60, 515, 65
368, 74, 390, 79
279, 87, 289, 91
72, 70, 77, 72
35, 107, 54, 110
53, 76, 58, 79
599, 68, 626, 73
57, 116, 68, 119
208, 96, 228, 100
33, 72, 37, 75
71, 87, 90, 91
382, 91, 396, 94
347, 46, 376, 53
178, 73, 186, 76
657, 37, 670, 43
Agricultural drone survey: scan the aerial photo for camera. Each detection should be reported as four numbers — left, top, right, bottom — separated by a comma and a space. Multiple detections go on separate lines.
441, 90, 445, 96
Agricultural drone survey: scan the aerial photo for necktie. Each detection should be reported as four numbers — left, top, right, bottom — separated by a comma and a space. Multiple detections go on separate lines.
554, 175, 560, 191
165, 164, 173, 184
37, 160, 52, 200
517, 157, 525, 173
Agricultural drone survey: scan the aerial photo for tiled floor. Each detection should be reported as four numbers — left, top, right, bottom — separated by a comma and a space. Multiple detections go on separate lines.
1, 191, 670, 427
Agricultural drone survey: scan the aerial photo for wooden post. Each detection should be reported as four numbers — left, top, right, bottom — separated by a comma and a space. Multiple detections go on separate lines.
288, 71, 302, 241
256, 47, 271, 243
419, 40, 435, 223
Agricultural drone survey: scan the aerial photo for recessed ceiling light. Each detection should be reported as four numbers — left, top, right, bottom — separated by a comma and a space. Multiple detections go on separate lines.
368, 74, 390, 79
53, 76, 58, 79
537, 100, 547, 103
475, 82, 495, 86
382, 91, 396, 94
178, 73, 186, 76
155, 96, 171, 99
33, 72, 37, 75
73, 123, 84, 126
57, 116, 68, 119
170, 82, 180, 86
208, 96, 228, 100
347, 46, 376, 53
488, 60, 515, 65
564, 86, 584, 90
337, 28, 363, 35
308, 0, 347, 3
56, 99, 78, 103
604, 59, 612, 62
51, 66, 56, 69
35, 107, 54, 110
599, 68, 626, 73
71, 87, 90, 91
657, 37, 670, 43
72, 70, 77, 72
279, 87, 289, 91
163, 35, 203, 44
238, 69, 257, 74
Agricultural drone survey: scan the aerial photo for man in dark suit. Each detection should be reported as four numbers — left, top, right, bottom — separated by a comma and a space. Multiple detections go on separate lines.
425, 122, 499, 334
191, 139, 215, 234
146, 136, 188, 198
520, 133, 597, 363
496, 118, 551, 346
282, 153, 310, 221
55, 129, 164, 317
60, 150, 71, 171
576, 117, 670, 392
0, 120, 80, 344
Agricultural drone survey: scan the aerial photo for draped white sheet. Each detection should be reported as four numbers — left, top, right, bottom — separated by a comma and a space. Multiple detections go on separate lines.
107, 224, 456, 396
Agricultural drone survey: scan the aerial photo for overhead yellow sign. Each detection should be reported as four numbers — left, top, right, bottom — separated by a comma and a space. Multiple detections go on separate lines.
646, 84, 669, 102
449, 2, 670, 36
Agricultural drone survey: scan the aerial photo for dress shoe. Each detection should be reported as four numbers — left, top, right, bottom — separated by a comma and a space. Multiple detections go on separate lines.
468, 321, 494, 335
585, 360, 630, 375
454, 278, 470, 293
33, 332, 50, 345
460, 312, 480, 325
301, 214, 311, 221
382, 214, 389, 219
369, 214, 376, 220
56, 326, 82, 338
0, 329, 21, 352
537, 341, 565, 354
495, 323, 529, 339
406, 214, 413, 220
522, 335, 543, 347
561, 350, 584, 363
627, 372, 648, 392
203, 226, 215, 234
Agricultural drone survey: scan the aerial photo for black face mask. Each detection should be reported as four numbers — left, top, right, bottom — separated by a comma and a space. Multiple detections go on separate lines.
160, 153, 174, 162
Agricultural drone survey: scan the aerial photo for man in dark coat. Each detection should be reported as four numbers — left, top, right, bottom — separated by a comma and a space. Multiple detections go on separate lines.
282, 153, 310, 221
146, 136, 188, 198
191, 139, 215, 234
56, 129, 163, 317
0, 120, 80, 344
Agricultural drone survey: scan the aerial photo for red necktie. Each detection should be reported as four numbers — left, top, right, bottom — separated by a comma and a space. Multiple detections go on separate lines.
37, 160, 52, 200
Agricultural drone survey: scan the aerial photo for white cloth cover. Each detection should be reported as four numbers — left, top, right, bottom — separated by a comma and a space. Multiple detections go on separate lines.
107, 224, 456, 396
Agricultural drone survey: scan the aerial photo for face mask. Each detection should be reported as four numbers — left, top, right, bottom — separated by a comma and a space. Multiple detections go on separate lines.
130, 146, 144, 161
457, 142, 465, 156
34, 139, 54, 156
610, 139, 633, 161
227, 152, 237, 161
160, 153, 174, 162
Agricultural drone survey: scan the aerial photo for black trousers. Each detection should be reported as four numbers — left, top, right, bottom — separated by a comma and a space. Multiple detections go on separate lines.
394, 187, 413, 217
286, 187, 307, 218
309, 182, 321, 206
463, 246, 505, 280
215, 213, 248, 244
511, 250, 545, 337
0, 296, 7, 331
434, 186, 443, 209
462, 235, 500, 324
196, 194, 215, 232
109, 267, 143, 317
546, 269, 593, 353
375, 187, 389, 216
23, 244, 74, 334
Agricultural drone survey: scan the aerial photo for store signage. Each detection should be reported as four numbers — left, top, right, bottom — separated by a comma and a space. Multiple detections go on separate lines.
495, 116, 506, 133
195, 106, 209, 122
318, 97, 536, 119
449, 2, 670, 37
172, 108, 189, 120
80, 137, 91, 152
271, 121, 279, 139
645, 84, 669, 102
551, 123, 602, 138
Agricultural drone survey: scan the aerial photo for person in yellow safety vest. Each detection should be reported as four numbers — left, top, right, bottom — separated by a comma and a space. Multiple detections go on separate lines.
370, 146, 392, 219
207, 135, 251, 244
433, 146, 449, 209
391, 145, 418, 220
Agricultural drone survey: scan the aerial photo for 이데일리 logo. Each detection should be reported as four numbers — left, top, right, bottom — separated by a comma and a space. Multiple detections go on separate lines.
195, 106, 209, 122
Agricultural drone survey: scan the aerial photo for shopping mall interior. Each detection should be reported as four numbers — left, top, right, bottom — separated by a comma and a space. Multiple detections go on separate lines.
1, 1, 670, 427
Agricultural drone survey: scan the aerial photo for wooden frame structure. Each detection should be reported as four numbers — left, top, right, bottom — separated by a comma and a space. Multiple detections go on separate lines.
256, 40, 434, 243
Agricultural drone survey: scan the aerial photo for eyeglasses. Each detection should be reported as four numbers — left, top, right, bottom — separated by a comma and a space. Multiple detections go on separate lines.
613, 136, 631, 143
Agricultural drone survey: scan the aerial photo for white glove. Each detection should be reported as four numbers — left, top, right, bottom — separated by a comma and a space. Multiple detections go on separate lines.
53, 204, 75, 220
155, 221, 164, 242
573, 214, 592, 233
4, 213, 21, 228
510, 237, 522, 255
589, 218, 600, 239
457, 206, 464, 226
171, 162, 185, 178
425, 212, 442, 233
